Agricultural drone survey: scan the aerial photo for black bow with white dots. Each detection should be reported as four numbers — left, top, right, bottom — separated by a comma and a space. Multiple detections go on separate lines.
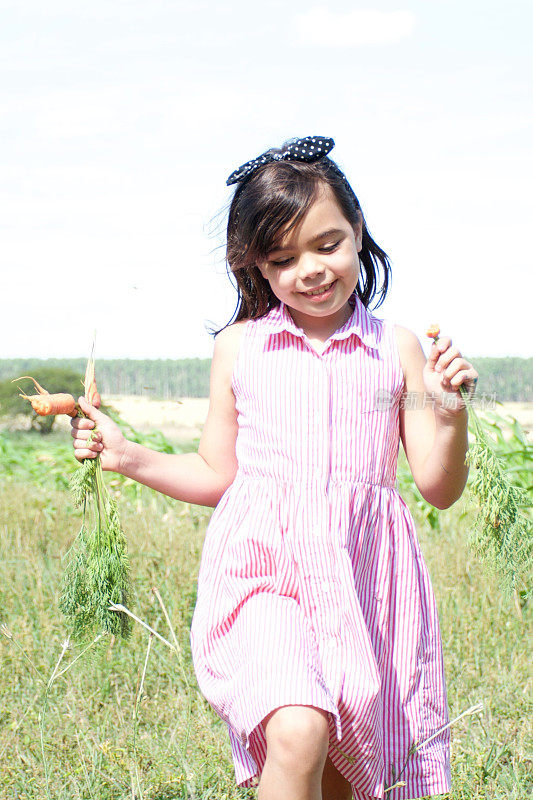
226, 136, 335, 186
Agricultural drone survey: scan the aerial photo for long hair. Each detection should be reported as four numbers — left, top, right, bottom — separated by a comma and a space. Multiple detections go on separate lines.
210, 156, 392, 336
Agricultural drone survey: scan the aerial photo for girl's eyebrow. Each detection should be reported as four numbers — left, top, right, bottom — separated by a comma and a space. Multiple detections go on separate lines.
268, 228, 345, 254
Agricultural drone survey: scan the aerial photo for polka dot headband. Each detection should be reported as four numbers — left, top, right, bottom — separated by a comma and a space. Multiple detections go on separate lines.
226, 136, 335, 186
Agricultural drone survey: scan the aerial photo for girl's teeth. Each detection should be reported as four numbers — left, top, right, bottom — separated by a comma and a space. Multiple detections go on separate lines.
306, 282, 333, 296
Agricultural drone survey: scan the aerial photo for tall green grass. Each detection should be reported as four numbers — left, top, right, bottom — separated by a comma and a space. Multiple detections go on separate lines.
0, 412, 531, 799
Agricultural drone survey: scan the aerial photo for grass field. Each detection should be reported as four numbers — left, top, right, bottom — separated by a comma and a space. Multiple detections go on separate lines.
0, 405, 531, 799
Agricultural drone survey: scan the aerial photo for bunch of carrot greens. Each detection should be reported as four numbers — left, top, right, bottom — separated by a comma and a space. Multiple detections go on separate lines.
426, 325, 531, 596
13, 353, 132, 643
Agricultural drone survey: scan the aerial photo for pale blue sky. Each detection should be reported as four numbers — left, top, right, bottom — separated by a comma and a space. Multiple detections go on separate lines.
2, 0, 532, 360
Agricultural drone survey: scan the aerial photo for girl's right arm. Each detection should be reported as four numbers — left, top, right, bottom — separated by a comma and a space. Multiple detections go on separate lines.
70, 326, 241, 508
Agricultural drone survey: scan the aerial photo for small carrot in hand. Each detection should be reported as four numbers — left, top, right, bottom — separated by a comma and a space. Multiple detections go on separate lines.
426, 324, 440, 341
12, 376, 79, 417
22, 392, 78, 417
83, 344, 101, 407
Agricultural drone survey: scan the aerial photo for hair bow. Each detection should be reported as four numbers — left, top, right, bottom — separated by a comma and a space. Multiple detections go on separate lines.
226, 136, 335, 186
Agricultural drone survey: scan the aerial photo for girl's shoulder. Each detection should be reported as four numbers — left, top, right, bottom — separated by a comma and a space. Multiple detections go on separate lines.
392, 323, 427, 386
212, 320, 249, 384
214, 319, 249, 350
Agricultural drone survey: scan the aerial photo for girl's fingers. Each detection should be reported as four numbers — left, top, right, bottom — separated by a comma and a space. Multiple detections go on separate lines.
75, 449, 98, 462
441, 368, 478, 399
449, 368, 479, 390
434, 346, 461, 373
427, 336, 452, 368
449, 369, 471, 389
447, 360, 474, 381
71, 426, 100, 440
73, 437, 102, 451
77, 396, 105, 421
70, 417, 95, 432
439, 354, 465, 379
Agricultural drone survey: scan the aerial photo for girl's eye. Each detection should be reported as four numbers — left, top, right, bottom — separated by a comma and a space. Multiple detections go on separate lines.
269, 240, 341, 266
319, 241, 341, 253
271, 257, 293, 267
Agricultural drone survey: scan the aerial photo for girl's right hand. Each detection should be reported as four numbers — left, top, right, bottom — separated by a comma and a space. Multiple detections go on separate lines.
70, 396, 128, 473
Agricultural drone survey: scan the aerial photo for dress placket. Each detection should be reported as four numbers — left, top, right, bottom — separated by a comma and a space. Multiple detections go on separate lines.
284, 337, 346, 704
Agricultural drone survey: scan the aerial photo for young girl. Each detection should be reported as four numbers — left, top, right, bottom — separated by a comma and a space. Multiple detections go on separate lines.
71, 136, 478, 800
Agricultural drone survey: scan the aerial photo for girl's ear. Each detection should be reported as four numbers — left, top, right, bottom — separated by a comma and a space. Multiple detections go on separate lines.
354, 221, 363, 252
257, 261, 269, 281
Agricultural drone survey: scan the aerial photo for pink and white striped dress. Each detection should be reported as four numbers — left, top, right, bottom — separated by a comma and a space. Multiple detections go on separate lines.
190, 292, 451, 799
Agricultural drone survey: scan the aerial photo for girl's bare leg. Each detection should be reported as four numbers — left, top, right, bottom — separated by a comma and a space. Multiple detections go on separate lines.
258, 705, 330, 800
321, 755, 353, 800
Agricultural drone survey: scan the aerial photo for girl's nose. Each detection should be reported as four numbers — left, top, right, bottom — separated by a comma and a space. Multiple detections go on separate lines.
298, 254, 325, 280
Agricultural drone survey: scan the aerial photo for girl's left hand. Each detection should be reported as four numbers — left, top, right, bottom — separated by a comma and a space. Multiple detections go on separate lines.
424, 335, 479, 416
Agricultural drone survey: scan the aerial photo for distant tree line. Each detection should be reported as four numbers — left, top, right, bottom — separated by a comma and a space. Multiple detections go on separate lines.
0, 357, 531, 402
0, 358, 211, 399
473, 357, 532, 404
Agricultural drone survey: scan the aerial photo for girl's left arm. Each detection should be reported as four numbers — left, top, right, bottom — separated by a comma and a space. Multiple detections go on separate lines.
394, 325, 479, 510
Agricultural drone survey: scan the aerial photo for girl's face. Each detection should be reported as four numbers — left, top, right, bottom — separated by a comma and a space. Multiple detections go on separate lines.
257, 183, 362, 336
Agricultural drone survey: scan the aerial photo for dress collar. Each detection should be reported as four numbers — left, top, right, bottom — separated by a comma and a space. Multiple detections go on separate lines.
259, 292, 380, 350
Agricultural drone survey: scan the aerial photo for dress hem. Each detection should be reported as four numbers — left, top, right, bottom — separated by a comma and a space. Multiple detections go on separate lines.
229, 686, 343, 788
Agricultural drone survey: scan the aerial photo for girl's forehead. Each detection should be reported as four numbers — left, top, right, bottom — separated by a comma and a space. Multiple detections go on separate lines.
275, 186, 350, 246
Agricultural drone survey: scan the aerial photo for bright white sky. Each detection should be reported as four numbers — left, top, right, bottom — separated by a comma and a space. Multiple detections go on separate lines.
2, 0, 532, 360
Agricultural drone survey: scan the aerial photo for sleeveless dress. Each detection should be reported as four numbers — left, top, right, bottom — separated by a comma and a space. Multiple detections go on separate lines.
189, 292, 452, 799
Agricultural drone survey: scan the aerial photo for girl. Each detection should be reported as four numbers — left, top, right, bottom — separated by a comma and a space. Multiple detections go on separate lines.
71, 136, 478, 800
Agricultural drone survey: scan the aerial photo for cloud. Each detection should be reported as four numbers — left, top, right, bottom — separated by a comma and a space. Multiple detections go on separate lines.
295, 7, 416, 46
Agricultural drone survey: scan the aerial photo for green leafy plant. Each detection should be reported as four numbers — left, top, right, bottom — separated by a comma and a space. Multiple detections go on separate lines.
59, 451, 132, 642
427, 327, 532, 595
462, 396, 532, 595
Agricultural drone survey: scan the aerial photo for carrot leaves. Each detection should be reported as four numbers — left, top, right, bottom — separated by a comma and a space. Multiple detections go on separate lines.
59, 452, 132, 642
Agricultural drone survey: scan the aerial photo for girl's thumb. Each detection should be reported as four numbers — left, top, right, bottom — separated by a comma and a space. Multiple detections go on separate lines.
78, 395, 104, 420
426, 341, 440, 367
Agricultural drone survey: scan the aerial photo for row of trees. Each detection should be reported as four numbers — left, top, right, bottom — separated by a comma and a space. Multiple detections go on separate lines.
476, 357, 532, 403
0, 358, 211, 400
0, 356, 531, 411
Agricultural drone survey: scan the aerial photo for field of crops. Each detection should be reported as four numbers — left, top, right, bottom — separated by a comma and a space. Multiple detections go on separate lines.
0, 405, 531, 799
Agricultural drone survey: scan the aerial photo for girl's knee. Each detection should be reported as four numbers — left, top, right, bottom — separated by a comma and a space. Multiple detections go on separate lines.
262, 705, 330, 769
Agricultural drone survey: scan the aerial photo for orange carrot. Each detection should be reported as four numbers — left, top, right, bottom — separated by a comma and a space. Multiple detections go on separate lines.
20, 392, 78, 417
426, 324, 440, 340
13, 376, 79, 417
83, 349, 101, 407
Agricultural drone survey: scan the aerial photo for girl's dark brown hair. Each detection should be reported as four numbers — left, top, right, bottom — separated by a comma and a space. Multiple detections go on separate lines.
211, 156, 391, 335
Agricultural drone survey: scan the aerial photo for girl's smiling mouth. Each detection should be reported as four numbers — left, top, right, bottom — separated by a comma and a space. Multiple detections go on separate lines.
301, 279, 337, 298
